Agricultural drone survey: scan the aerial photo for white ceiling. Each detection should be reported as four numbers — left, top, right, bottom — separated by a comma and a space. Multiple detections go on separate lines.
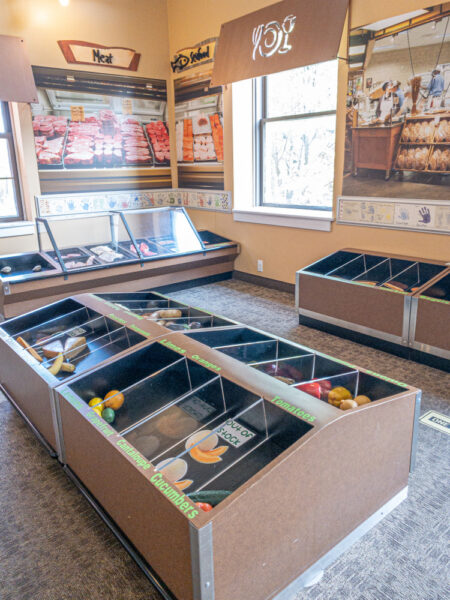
372, 17, 450, 53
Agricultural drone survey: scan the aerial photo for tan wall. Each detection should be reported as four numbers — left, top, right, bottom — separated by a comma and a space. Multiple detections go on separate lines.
1, 0, 448, 279
0, 0, 170, 255
167, 0, 450, 283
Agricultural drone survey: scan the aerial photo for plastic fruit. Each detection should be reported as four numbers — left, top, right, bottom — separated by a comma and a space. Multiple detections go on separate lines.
92, 406, 103, 417
195, 502, 213, 512
156, 458, 188, 483
102, 407, 115, 423
328, 386, 352, 407
340, 399, 358, 410
189, 445, 228, 464
104, 390, 124, 410
88, 397, 103, 408
174, 479, 193, 490
354, 395, 371, 406
185, 431, 218, 451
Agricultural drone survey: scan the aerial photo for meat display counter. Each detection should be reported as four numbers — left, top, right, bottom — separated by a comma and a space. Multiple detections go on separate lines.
0, 207, 239, 319
409, 269, 450, 370
296, 249, 448, 358
55, 328, 419, 600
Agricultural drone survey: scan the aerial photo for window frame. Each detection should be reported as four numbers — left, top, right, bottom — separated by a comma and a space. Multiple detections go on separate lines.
0, 101, 24, 223
254, 68, 337, 212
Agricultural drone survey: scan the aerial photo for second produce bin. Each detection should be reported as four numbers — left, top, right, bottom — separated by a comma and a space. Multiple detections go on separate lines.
296, 248, 447, 354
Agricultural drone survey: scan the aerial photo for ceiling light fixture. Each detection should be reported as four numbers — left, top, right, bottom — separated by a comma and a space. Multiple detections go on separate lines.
59, 0, 70, 7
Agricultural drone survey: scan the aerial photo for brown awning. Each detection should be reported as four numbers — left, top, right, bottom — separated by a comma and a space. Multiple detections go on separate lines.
0, 36, 38, 103
211, 0, 348, 86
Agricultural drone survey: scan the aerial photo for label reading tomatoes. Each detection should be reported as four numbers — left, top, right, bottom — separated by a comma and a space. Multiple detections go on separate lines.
217, 419, 256, 448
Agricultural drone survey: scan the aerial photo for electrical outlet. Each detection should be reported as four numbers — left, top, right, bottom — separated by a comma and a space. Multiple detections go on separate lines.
257, 259, 263, 272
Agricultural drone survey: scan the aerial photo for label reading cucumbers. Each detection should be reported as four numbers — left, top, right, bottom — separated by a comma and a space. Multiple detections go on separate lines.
217, 419, 255, 448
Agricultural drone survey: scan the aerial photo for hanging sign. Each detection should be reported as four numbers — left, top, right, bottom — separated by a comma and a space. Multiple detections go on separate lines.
58, 40, 141, 71
171, 38, 217, 73
211, 0, 348, 86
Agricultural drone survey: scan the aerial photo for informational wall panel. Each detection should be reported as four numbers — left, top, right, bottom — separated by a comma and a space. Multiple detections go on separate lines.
338, 196, 450, 234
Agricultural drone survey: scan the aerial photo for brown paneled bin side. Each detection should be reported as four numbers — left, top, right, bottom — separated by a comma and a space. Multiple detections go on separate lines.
55, 332, 419, 600
0, 294, 167, 456
410, 269, 450, 357
296, 249, 449, 346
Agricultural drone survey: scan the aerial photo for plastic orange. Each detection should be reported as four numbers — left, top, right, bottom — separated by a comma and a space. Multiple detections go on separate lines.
104, 389, 124, 410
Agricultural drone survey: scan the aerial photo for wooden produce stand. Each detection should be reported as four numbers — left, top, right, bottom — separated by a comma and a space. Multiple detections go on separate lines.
409, 268, 450, 370
0, 291, 240, 456
55, 328, 419, 600
296, 249, 448, 357
352, 122, 403, 180
0, 207, 239, 319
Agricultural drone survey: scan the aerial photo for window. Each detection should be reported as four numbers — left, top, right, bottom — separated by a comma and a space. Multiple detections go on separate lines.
255, 60, 338, 210
0, 102, 23, 221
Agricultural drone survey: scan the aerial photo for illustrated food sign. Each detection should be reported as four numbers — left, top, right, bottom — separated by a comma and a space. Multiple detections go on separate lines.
211, 0, 348, 85
252, 14, 296, 60
58, 40, 141, 71
171, 38, 217, 73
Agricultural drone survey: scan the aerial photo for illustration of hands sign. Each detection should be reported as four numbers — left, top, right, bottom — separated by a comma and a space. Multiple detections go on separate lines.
252, 14, 296, 60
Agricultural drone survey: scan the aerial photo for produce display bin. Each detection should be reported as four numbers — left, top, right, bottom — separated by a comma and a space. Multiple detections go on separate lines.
93, 291, 239, 331
0, 293, 165, 455
55, 328, 419, 600
0, 207, 239, 319
409, 268, 450, 370
296, 248, 447, 355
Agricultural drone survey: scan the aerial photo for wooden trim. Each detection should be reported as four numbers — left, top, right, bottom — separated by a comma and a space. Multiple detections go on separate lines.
233, 270, 295, 294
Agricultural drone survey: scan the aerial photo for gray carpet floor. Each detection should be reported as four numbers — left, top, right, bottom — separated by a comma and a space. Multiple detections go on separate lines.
1, 279, 449, 600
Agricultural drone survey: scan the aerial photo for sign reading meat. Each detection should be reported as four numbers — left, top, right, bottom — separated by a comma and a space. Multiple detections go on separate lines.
58, 40, 141, 71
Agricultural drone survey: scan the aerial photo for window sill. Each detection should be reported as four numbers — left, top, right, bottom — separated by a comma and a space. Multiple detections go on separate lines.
0, 221, 35, 238
232, 207, 333, 231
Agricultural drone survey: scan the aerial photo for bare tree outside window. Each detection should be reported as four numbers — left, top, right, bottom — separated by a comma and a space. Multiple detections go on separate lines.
256, 60, 338, 210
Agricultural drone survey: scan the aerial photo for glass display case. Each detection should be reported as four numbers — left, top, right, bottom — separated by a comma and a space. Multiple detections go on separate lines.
36, 212, 139, 272
116, 207, 205, 258
0, 207, 239, 320
36, 207, 206, 272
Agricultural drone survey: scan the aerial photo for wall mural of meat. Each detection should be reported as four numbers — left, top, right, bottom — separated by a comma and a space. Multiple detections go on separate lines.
31, 67, 171, 181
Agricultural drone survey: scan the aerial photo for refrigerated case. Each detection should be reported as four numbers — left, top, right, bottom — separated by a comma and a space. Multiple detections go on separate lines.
0, 207, 239, 319
296, 249, 448, 356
